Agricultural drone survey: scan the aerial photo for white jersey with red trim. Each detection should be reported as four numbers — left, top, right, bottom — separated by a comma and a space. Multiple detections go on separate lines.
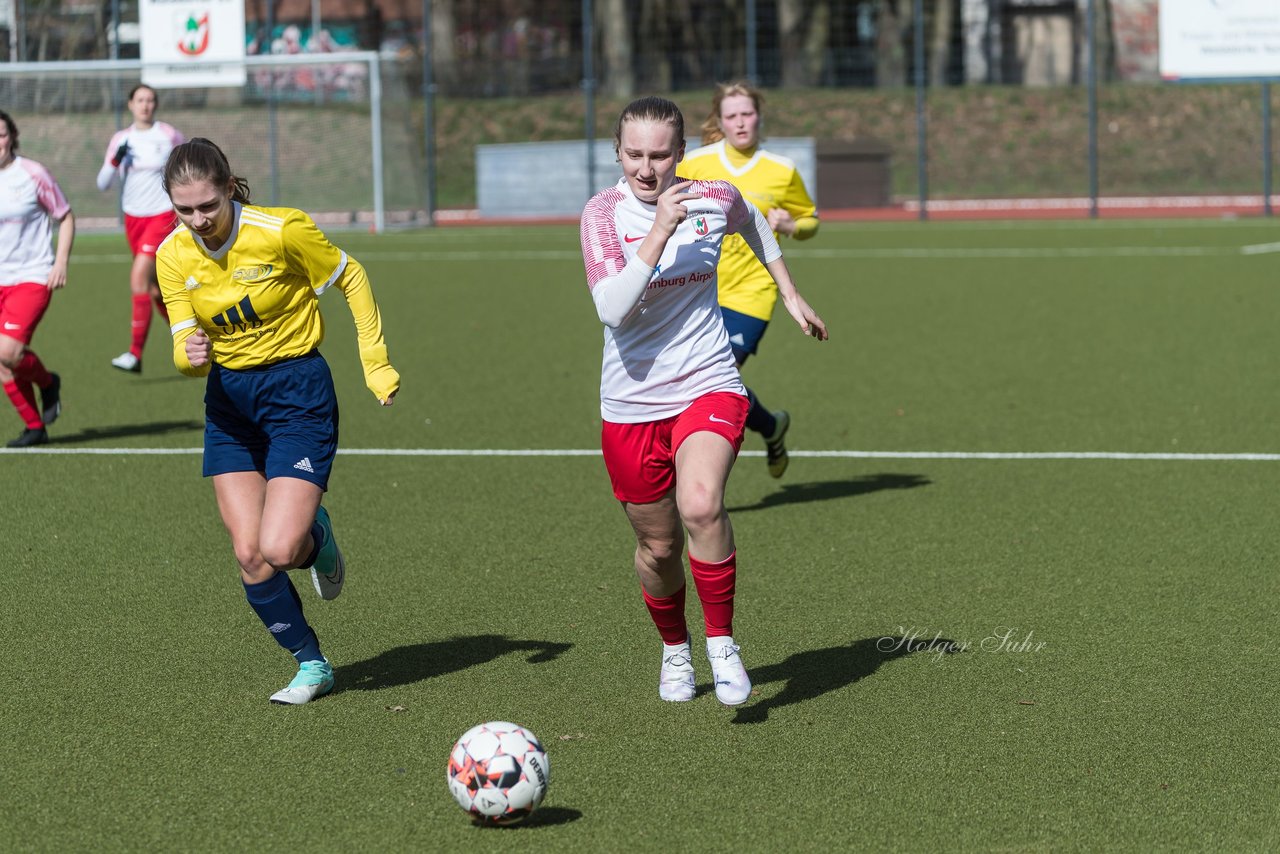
0, 156, 71, 286
581, 176, 775, 423
97, 121, 185, 216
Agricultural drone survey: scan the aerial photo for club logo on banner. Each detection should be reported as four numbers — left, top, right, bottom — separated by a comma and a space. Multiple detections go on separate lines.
177, 11, 210, 57
140, 0, 245, 88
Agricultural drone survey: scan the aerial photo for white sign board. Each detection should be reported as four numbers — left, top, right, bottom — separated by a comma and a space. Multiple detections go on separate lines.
1160, 0, 1280, 80
139, 0, 246, 88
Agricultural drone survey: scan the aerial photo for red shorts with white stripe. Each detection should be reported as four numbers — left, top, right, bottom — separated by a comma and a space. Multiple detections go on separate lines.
0, 282, 52, 345
600, 390, 749, 504
125, 211, 178, 256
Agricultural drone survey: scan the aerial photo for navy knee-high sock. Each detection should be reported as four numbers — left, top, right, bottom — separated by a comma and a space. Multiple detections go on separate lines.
743, 387, 777, 437
297, 520, 324, 569
243, 572, 324, 663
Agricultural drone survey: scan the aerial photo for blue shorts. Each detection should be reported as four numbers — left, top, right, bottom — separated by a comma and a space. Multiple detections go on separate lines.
720, 307, 770, 364
203, 350, 339, 490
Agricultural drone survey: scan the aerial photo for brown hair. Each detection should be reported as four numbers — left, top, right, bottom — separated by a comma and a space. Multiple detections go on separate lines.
700, 80, 764, 146
128, 84, 157, 103
0, 109, 18, 152
163, 138, 252, 204
613, 96, 686, 157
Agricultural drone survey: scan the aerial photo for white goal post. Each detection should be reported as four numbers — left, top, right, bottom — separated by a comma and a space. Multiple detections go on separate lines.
0, 52, 408, 233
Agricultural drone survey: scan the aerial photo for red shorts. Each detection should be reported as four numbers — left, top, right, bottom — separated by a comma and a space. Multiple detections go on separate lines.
125, 211, 178, 256
0, 283, 52, 345
601, 391, 749, 504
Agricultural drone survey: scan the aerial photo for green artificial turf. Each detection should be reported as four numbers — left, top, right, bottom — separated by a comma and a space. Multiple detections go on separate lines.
2, 220, 1278, 851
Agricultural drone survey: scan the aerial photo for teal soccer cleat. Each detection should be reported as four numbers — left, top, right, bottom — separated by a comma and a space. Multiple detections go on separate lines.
309, 505, 345, 600
269, 658, 334, 705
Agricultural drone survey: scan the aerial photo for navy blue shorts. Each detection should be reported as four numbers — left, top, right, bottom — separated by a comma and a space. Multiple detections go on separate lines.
720, 306, 770, 364
203, 350, 339, 490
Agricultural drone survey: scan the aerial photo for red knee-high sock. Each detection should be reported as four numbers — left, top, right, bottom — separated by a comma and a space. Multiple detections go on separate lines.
152, 292, 169, 323
130, 294, 153, 357
4, 379, 42, 428
16, 350, 52, 388
690, 551, 737, 638
642, 583, 689, 645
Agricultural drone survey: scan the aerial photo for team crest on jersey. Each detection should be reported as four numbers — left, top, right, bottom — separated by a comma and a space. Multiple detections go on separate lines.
693, 216, 709, 236
232, 264, 273, 282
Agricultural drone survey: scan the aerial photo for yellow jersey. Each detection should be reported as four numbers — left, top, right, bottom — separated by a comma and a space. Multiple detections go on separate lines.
156, 203, 399, 403
679, 140, 819, 321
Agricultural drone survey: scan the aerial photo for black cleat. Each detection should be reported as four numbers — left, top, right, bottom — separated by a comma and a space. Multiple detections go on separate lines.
7, 427, 48, 448
40, 373, 61, 425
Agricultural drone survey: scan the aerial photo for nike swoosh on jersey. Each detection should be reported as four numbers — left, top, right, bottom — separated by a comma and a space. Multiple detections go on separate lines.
624, 234, 645, 243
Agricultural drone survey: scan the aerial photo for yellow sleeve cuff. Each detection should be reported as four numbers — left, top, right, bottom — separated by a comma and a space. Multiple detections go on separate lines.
791, 216, 820, 241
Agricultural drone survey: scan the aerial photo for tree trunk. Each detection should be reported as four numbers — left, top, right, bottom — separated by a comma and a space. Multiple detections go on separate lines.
431, 0, 456, 91
802, 0, 832, 84
600, 0, 635, 98
875, 0, 910, 87
1096, 0, 1118, 83
929, 0, 953, 86
779, 0, 807, 87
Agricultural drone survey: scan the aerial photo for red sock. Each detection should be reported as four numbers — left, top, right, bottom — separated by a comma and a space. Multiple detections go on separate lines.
130, 293, 152, 357
4, 379, 42, 428
152, 292, 170, 323
690, 551, 737, 638
642, 584, 689, 645
16, 350, 52, 388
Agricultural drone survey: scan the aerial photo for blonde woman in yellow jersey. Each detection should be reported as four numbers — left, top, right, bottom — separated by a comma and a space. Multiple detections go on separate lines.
156, 138, 400, 705
679, 81, 820, 478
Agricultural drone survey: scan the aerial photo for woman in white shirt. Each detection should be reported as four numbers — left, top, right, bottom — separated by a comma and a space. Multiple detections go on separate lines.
0, 110, 74, 447
579, 96, 827, 706
97, 84, 185, 373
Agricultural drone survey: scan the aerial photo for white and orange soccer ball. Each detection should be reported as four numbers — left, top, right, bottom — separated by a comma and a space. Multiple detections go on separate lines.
446, 721, 550, 826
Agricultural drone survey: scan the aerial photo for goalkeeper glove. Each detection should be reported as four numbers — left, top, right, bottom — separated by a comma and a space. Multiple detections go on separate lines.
111, 142, 130, 167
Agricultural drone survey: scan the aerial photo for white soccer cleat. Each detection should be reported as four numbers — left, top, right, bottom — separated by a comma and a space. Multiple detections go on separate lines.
111, 351, 141, 373
659, 637, 696, 702
707, 637, 752, 706
269, 658, 334, 705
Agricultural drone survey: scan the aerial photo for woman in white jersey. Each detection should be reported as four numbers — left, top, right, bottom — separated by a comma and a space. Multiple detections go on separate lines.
97, 84, 185, 373
0, 110, 74, 447
580, 96, 827, 706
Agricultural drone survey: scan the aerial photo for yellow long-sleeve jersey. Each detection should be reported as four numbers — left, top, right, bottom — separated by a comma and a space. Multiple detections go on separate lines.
679, 140, 819, 321
156, 203, 399, 403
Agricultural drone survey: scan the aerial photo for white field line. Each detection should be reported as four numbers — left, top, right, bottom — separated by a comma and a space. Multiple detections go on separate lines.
67, 243, 1271, 265
1241, 241, 1280, 255
2, 447, 1278, 461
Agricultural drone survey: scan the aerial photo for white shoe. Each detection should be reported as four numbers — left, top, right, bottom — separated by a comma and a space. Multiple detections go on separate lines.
269, 658, 334, 705
111, 352, 141, 373
707, 637, 752, 705
659, 637, 696, 702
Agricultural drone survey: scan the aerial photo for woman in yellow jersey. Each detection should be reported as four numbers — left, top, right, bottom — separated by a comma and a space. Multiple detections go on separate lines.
679, 81, 820, 478
156, 138, 400, 705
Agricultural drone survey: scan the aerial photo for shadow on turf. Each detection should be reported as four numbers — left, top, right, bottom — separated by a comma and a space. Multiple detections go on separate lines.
49, 419, 203, 443
728, 473, 931, 513
333, 635, 572, 694
473, 806, 583, 830
728, 635, 961, 725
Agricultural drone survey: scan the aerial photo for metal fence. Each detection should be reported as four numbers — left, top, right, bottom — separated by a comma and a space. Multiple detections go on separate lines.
1, 1, 1275, 220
